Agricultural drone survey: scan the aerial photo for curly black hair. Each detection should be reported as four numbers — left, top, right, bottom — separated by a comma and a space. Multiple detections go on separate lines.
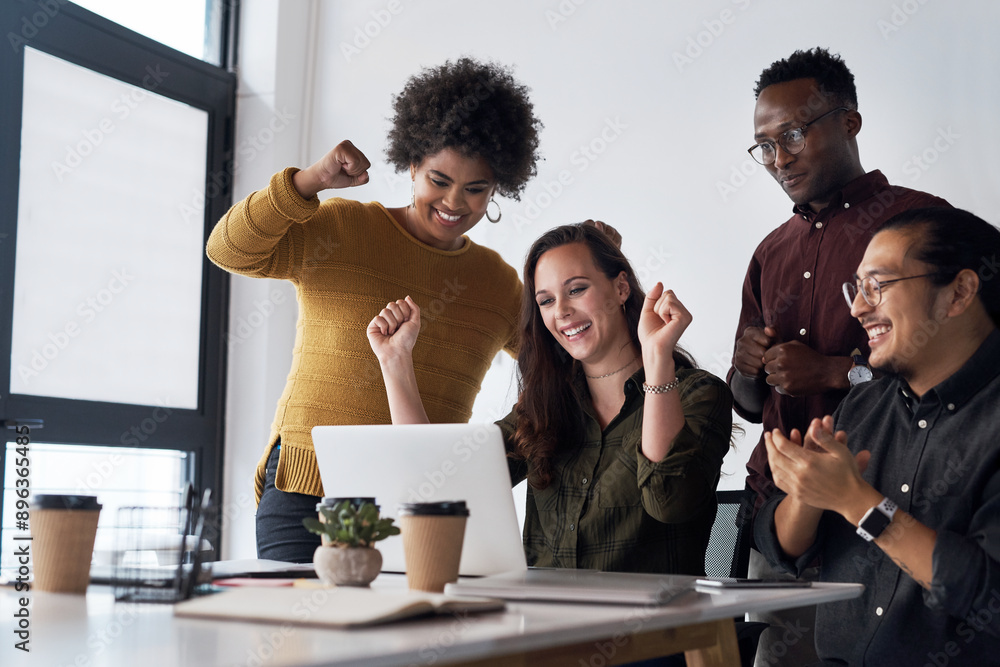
754, 47, 858, 109
385, 57, 542, 201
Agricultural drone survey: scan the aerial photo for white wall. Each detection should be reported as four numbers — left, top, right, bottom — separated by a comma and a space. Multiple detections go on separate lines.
221, 0, 1000, 558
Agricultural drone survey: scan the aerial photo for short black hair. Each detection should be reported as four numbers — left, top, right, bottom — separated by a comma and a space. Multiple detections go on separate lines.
754, 47, 858, 109
385, 58, 542, 201
882, 207, 1000, 329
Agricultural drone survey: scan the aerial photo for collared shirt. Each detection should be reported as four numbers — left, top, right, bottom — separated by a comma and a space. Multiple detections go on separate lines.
498, 367, 733, 575
727, 170, 949, 511
756, 330, 1000, 666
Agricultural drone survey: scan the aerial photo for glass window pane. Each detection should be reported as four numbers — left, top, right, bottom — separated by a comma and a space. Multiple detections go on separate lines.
10, 47, 207, 409
0, 442, 190, 576
71, 0, 219, 64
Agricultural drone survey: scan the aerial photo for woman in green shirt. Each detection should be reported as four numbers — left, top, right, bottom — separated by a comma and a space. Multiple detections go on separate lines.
369, 223, 732, 574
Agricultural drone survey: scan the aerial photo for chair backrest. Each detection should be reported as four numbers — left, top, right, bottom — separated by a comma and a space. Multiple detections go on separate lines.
704, 488, 754, 578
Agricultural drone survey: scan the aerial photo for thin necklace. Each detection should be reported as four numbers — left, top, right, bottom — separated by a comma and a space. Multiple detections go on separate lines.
585, 356, 639, 379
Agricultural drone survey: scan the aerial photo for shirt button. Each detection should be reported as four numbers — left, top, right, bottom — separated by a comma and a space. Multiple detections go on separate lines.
569, 524, 575, 531
918, 419, 928, 428
876, 606, 883, 616
815, 222, 823, 229
803, 271, 812, 279
799, 328, 807, 336
947, 403, 956, 411
901, 484, 910, 493
582, 478, 588, 485
844, 202, 851, 209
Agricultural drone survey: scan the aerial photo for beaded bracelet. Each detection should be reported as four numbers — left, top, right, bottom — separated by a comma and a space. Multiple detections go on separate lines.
642, 379, 680, 394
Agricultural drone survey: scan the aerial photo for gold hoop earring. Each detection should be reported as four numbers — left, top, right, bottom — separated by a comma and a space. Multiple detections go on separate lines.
486, 196, 502, 223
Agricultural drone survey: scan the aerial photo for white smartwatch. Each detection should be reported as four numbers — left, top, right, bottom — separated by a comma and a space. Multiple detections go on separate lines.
857, 497, 898, 542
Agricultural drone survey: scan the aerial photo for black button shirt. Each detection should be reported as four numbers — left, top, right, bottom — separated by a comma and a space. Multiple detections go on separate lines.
757, 330, 1000, 665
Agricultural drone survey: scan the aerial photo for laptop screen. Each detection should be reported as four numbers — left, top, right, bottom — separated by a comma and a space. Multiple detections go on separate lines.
312, 423, 527, 576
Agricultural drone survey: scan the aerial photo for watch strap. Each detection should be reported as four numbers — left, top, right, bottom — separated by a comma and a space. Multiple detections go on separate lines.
856, 497, 898, 542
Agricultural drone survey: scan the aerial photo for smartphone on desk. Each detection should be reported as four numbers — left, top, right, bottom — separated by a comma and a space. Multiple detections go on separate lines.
695, 577, 812, 589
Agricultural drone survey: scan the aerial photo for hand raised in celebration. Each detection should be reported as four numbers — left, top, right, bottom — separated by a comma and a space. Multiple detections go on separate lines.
367, 296, 421, 364
293, 140, 372, 199
638, 283, 692, 368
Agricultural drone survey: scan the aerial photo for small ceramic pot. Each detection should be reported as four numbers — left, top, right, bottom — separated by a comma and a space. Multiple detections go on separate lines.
313, 546, 382, 587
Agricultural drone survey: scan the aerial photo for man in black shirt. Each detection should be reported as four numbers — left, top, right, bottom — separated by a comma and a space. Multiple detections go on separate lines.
757, 207, 1000, 665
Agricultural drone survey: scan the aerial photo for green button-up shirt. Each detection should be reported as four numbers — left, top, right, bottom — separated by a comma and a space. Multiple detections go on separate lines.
499, 367, 732, 575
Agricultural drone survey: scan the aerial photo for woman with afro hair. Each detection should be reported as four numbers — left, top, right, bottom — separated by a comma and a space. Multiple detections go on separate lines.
207, 58, 546, 562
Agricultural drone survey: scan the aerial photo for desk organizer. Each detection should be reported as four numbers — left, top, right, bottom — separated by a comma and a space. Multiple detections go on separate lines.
112, 487, 215, 602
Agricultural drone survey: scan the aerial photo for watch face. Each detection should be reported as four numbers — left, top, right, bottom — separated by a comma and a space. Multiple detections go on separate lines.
849, 365, 873, 386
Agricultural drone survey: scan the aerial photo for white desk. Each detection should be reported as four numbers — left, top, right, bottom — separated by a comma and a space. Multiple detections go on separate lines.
1, 575, 861, 667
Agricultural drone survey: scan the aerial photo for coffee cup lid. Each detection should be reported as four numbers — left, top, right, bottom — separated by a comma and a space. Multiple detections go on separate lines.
397, 500, 469, 517
31, 495, 102, 510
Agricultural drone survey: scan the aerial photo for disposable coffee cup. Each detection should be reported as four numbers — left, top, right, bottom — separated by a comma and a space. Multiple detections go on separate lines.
30, 495, 102, 594
397, 501, 469, 593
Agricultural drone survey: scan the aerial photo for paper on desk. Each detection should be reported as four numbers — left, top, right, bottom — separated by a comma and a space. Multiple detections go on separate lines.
173, 586, 505, 627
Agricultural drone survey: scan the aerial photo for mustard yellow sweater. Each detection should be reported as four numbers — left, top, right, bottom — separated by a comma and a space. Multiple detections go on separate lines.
207, 168, 522, 501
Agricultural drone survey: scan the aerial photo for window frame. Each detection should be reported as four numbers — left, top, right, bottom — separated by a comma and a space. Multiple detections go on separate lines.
0, 0, 236, 543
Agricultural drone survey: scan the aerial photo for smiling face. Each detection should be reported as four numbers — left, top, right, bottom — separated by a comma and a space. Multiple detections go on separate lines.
753, 78, 861, 211
849, 228, 948, 380
533, 242, 634, 370
408, 148, 495, 251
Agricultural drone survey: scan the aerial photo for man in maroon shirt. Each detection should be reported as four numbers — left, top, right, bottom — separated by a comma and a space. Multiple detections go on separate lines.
728, 47, 948, 666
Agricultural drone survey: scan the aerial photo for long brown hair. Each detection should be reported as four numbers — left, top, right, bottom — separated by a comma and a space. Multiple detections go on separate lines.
512, 224, 695, 489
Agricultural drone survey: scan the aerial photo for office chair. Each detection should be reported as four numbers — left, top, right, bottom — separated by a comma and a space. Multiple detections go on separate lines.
705, 489, 754, 579
704, 488, 769, 667
634, 489, 767, 667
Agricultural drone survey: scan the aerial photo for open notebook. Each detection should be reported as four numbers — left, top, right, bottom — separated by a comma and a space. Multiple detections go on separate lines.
173, 585, 504, 627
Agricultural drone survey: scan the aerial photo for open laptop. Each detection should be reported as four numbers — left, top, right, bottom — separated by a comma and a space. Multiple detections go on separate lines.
312, 423, 528, 577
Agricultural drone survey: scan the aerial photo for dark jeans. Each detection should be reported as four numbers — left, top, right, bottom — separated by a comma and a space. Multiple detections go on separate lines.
255, 444, 322, 563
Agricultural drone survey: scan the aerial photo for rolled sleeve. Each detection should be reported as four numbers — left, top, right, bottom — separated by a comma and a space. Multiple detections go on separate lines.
636, 370, 733, 523
929, 487, 1000, 637
754, 491, 824, 576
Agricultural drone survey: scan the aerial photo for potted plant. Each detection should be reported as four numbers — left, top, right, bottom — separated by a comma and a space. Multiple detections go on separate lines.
303, 499, 400, 587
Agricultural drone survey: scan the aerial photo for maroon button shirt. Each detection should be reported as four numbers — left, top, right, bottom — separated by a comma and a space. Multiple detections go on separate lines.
727, 170, 949, 512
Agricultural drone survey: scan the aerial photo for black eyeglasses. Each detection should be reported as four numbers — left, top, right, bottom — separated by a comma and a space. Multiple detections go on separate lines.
842, 273, 939, 308
748, 107, 849, 166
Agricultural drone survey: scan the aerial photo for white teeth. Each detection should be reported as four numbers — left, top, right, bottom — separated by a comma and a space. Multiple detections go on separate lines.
437, 210, 461, 222
564, 323, 591, 336
868, 325, 891, 338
